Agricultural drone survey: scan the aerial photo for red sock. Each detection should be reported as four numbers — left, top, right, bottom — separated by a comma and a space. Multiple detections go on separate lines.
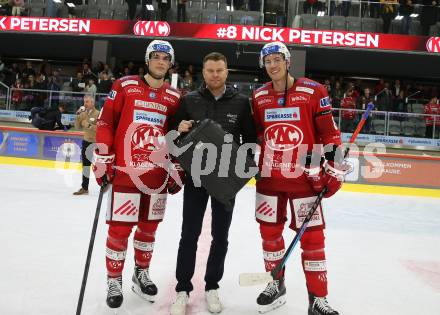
260, 223, 285, 279
106, 224, 132, 277
133, 221, 159, 269
301, 229, 327, 297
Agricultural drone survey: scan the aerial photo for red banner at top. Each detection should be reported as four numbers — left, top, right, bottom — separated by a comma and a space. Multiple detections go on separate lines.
0, 16, 439, 54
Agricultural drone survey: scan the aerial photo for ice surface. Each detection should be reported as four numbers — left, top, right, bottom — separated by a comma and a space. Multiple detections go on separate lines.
0, 165, 439, 315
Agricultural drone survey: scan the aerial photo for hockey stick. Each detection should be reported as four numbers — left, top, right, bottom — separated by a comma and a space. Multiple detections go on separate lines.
239, 102, 375, 286
76, 180, 108, 315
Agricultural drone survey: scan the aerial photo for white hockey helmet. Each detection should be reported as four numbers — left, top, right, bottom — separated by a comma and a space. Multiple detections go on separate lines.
145, 40, 175, 65
259, 41, 291, 68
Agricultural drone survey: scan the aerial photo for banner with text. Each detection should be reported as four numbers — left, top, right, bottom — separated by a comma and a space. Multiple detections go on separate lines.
1, 16, 439, 53
0, 131, 39, 157
341, 133, 440, 149
43, 136, 82, 161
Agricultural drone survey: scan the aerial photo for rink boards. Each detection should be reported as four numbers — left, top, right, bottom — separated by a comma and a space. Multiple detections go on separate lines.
0, 126, 439, 198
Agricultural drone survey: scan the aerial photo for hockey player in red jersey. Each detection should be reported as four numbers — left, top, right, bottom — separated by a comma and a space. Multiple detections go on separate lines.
251, 42, 349, 314
423, 96, 439, 138
93, 40, 185, 310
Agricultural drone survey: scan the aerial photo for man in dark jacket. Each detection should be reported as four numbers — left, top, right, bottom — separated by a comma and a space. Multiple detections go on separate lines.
30, 104, 70, 131
169, 52, 256, 315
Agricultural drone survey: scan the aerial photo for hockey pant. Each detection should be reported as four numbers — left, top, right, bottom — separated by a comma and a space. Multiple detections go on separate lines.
105, 221, 159, 277
260, 223, 328, 297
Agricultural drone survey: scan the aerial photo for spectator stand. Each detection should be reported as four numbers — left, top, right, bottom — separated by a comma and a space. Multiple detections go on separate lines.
291, 0, 440, 36
183, 0, 263, 25
6, 86, 108, 114
332, 107, 440, 139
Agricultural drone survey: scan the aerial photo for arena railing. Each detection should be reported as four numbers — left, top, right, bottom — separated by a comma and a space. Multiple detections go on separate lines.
7, 87, 108, 114
2, 85, 439, 139
295, 0, 429, 18
334, 108, 440, 139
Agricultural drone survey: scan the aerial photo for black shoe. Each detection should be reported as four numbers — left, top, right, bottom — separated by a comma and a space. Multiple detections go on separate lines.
308, 293, 339, 315
106, 276, 123, 309
131, 266, 157, 302
256, 277, 286, 313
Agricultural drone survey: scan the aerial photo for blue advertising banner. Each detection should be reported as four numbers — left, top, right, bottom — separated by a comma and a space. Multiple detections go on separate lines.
0, 131, 5, 155
4, 132, 39, 157
341, 133, 440, 148
43, 136, 82, 162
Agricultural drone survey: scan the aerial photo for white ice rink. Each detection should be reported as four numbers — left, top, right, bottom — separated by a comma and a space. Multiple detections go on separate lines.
0, 164, 439, 315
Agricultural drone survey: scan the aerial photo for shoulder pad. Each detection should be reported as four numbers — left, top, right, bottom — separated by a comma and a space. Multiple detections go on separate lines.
297, 77, 321, 87
295, 78, 326, 95
254, 84, 270, 99
120, 76, 140, 87
165, 87, 181, 99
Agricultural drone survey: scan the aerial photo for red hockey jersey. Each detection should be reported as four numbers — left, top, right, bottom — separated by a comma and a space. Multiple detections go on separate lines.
252, 78, 341, 193
340, 96, 357, 120
424, 102, 440, 126
96, 75, 181, 190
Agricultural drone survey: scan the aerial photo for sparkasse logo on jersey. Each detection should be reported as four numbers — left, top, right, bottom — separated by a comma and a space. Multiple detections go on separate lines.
265, 107, 300, 122
426, 37, 440, 53
133, 21, 170, 37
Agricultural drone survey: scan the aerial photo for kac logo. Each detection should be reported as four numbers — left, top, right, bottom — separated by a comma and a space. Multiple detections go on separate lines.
133, 21, 171, 37
264, 123, 303, 151
131, 125, 165, 152
426, 37, 440, 53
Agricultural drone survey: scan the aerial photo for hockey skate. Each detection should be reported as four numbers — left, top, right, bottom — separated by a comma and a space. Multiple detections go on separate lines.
205, 289, 222, 313
131, 266, 157, 302
170, 291, 189, 315
106, 276, 123, 311
308, 294, 339, 315
256, 277, 286, 313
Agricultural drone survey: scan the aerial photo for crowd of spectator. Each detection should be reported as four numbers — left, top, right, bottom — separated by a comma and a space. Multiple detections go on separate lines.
0, 0, 26, 16
0, 57, 199, 110
1, 57, 439, 138
315, 75, 440, 136
0, 0, 261, 22
1, 0, 438, 36
302, 0, 439, 35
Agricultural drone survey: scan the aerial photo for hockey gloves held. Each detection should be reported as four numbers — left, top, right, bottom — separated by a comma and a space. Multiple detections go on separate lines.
321, 161, 351, 197
93, 151, 115, 187
304, 160, 351, 198
167, 162, 185, 194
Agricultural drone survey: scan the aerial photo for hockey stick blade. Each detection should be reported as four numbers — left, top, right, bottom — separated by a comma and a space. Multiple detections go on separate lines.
239, 272, 273, 286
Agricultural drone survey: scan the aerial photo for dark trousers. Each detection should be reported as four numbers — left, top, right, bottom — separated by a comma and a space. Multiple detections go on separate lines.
177, 3, 186, 21
382, 12, 393, 33
127, 2, 137, 20
175, 177, 235, 293
81, 140, 94, 190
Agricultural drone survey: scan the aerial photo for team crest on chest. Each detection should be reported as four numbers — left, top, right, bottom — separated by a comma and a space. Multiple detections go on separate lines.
264, 123, 304, 151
